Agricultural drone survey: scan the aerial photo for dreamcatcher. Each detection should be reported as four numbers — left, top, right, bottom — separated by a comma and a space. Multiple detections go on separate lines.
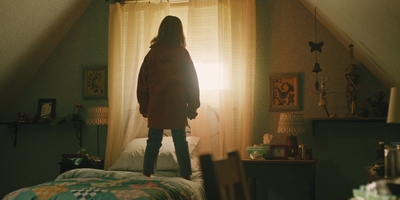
345, 44, 360, 116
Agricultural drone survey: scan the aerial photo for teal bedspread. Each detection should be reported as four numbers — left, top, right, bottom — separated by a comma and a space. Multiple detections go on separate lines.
3, 169, 205, 200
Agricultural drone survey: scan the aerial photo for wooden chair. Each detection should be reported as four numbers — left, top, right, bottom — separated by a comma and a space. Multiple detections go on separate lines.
200, 151, 250, 200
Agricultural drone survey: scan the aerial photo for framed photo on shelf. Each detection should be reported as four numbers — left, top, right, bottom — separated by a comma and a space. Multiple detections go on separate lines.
269, 73, 300, 111
82, 65, 108, 99
270, 144, 289, 159
37, 99, 56, 120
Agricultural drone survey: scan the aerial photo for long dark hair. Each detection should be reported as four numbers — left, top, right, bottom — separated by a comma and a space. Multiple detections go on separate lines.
151, 15, 186, 47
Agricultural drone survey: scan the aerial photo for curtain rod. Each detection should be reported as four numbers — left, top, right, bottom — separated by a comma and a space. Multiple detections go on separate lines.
106, 0, 188, 4
124, 0, 189, 3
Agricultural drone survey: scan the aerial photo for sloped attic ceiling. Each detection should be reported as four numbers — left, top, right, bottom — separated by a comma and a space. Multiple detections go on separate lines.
0, 0, 92, 108
0, 0, 398, 112
300, 0, 400, 88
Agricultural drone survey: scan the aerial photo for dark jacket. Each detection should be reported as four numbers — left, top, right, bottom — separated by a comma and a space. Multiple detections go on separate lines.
137, 44, 200, 129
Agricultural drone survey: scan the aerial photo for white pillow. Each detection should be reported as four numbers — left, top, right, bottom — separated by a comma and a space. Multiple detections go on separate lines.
109, 136, 200, 171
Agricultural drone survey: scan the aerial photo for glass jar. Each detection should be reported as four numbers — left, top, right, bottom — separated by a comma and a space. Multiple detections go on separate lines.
384, 145, 400, 178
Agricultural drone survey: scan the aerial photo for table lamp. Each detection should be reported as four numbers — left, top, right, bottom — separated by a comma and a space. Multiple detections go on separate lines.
86, 106, 109, 156
277, 112, 305, 157
387, 87, 400, 124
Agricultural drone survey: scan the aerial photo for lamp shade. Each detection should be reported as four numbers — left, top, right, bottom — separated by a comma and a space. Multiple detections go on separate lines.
86, 106, 109, 125
277, 113, 305, 135
387, 87, 400, 123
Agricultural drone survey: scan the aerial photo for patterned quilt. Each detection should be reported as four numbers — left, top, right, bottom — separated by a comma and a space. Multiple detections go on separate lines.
3, 169, 205, 200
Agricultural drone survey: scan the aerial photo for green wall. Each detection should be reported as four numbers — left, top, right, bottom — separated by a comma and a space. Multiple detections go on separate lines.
253, 1, 400, 199
1, 1, 399, 199
0, 1, 109, 197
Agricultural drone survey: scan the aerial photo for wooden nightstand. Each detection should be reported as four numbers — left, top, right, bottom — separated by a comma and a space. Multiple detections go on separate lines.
58, 161, 104, 174
241, 159, 317, 200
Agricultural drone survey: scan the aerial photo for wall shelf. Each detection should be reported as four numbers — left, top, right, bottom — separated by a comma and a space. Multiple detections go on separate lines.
0, 120, 84, 147
311, 117, 387, 136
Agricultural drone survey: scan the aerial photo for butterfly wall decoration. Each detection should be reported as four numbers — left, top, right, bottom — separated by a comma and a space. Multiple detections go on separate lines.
309, 41, 324, 53
309, 7, 324, 91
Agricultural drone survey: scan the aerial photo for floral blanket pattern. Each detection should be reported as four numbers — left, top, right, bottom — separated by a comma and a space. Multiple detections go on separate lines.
3, 169, 205, 200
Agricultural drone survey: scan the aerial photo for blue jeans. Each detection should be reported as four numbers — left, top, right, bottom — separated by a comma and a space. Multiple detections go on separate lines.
143, 128, 192, 176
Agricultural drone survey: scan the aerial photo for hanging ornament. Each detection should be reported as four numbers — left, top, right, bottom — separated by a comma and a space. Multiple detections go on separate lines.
309, 7, 324, 91
345, 44, 359, 116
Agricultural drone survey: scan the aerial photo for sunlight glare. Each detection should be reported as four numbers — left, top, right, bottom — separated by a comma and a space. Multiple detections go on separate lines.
194, 62, 225, 91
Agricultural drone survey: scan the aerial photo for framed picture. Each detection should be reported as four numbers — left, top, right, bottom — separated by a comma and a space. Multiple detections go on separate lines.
37, 99, 56, 120
82, 65, 107, 99
270, 144, 289, 159
269, 73, 300, 111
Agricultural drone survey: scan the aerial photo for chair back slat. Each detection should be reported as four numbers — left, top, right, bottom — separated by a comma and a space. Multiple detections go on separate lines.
200, 151, 250, 200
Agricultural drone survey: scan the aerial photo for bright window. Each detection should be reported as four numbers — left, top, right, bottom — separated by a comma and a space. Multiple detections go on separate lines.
170, 3, 225, 93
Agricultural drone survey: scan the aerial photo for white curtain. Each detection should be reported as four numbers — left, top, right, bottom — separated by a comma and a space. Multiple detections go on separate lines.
187, 0, 256, 159
106, 0, 255, 169
106, 2, 169, 169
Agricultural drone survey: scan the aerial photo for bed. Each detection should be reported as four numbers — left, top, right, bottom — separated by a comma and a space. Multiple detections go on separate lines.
3, 136, 205, 200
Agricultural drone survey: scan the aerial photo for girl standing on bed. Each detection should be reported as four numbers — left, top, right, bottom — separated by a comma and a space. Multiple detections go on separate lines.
136, 15, 200, 181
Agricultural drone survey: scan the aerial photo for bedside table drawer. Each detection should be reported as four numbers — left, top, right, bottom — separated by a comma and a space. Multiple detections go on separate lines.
241, 159, 317, 200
